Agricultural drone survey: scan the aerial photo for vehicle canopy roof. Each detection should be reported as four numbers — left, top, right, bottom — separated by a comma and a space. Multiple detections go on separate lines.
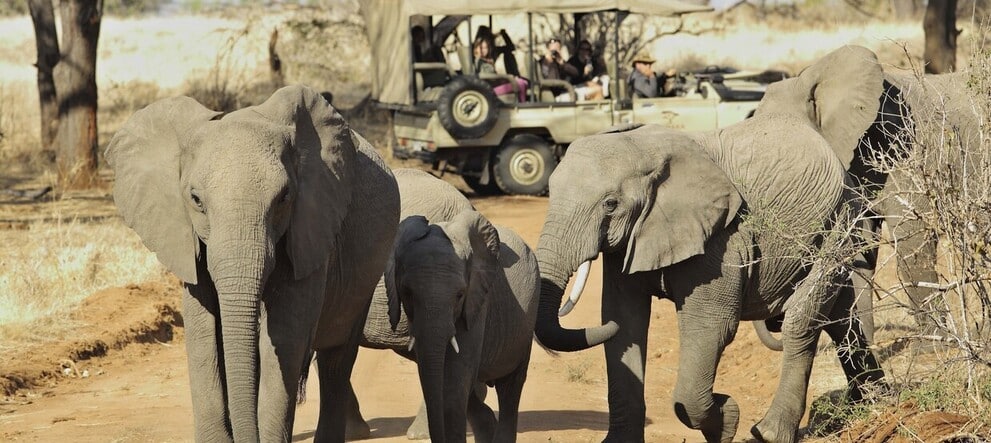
358, 0, 712, 106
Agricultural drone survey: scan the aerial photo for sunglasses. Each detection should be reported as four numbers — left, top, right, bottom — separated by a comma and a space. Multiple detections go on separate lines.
548, 38, 561, 44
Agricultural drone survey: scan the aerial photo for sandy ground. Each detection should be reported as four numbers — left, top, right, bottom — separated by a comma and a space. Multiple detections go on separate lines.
0, 191, 864, 443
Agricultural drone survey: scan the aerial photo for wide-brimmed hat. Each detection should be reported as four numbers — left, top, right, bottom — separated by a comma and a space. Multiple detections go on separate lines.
631, 51, 656, 65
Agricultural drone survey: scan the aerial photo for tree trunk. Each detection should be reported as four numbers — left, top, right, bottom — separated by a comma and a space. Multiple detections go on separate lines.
28, 0, 59, 150
923, 0, 959, 74
53, 0, 102, 189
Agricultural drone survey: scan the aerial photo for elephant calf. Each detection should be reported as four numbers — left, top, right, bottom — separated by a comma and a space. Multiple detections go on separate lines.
387, 209, 540, 443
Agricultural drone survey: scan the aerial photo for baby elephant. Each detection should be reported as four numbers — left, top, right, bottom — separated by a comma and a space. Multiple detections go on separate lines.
387, 210, 539, 443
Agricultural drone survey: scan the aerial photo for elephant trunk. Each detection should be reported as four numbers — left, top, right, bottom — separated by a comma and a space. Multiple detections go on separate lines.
209, 229, 274, 442
534, 225, 619, 352
413, 320, 453, 443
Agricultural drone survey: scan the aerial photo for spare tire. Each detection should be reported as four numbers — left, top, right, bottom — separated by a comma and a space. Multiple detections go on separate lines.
437, 76, 500, 139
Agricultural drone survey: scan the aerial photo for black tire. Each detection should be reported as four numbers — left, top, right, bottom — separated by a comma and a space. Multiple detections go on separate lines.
437, 76, 500, 139
462, 174, 501, 196
492, 134, 556, 196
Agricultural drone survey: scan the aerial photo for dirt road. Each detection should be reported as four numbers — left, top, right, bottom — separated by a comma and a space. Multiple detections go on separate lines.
1, 194, 852, 442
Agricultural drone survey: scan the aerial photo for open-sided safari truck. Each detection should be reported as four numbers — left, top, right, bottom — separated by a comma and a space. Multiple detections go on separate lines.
359, 0, 781, 195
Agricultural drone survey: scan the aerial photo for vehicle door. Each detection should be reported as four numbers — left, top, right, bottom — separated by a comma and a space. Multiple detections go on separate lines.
630, 83, 719, 131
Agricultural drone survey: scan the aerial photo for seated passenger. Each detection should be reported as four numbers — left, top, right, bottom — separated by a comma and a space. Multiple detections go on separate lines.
567, 39, 609, 100
412, 25, 444, 63
627, 51, 677, 98
476, 26, 521, 77
539, 37, 581, 102
474, 37, 528, 102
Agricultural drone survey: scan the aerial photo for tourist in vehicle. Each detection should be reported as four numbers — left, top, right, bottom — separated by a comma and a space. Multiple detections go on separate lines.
473, 37, 529, 102
411, 25, 444, 63
540, 37, 581, 101
567, 39, 608, 100
627, 51, 677, 98
475, 26, 521, 77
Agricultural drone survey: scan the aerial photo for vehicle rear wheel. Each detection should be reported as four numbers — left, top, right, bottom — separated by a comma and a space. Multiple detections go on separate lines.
492, 134, 556, 196
437, 76, 500, 139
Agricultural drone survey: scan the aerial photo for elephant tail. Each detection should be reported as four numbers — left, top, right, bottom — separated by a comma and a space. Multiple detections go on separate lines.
297, 350, 315, 405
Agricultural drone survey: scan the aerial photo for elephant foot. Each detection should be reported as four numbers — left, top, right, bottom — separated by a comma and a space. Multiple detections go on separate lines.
751, 416, 799, 443
701, 394, 739, 443
674, 394, 739, 443
345, 419, 371, 441
406, 404, 429, 440
405, 422, 429, 440
601, 432, 644, 443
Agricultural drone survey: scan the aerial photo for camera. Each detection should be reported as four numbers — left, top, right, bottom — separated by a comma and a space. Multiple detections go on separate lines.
551, 50, 560, 59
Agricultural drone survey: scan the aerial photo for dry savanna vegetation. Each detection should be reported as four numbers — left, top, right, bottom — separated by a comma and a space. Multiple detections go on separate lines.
1, 0, 990, 440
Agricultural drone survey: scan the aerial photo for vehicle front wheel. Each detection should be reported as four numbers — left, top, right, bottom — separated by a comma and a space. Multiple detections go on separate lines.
492, 134, 556, 196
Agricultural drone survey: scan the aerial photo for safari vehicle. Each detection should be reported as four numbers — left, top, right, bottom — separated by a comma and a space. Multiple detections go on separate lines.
359, 0, 783, 195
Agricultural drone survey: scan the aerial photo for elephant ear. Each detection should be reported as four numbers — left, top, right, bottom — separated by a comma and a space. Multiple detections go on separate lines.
623, 135, 743, 274
387, 216, 432, 331
227, 85, 356, 280
756, 45, 884, 169
105, 97, 221, 284
457, 210, 499, 331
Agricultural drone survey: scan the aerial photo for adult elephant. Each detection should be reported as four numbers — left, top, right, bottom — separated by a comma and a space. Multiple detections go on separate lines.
534, 45, 886, 443
106, 85, 400, 442
751, 50, 984, 351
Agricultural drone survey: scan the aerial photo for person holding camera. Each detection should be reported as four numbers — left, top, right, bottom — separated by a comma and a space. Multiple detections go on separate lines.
567, 39, 608, 100
539, 37, 580, 101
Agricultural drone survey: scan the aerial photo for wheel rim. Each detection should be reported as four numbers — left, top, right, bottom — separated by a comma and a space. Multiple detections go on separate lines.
509, 148, 545, 186
452, 90, 488, 127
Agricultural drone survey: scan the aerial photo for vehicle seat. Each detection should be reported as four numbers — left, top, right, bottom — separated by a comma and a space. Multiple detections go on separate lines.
533, 57, 575, 103
458, 43, 520, 104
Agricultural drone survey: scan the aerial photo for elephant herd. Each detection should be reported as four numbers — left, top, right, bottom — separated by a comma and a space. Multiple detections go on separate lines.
105, 45, 981, 443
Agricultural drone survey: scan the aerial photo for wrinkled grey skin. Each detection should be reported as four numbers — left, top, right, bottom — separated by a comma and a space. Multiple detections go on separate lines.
533, 46, 886, 443
752, 50, 983, 350
388, 210, 539, 443
106, 85, 400, 443
344, 168, 476, 440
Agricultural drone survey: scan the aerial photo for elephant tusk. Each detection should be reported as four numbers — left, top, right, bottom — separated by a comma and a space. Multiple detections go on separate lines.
450, 337, 460, 354
559, 260, 592, 317
408, 337, 415, 352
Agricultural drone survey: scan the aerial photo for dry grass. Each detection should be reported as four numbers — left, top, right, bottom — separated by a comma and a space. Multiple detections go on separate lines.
0, 214, 167, 359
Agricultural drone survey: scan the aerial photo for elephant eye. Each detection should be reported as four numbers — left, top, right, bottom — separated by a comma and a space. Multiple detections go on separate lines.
277, 188, 291, 205
190, 190, 204, 211
603, 198, 619, 213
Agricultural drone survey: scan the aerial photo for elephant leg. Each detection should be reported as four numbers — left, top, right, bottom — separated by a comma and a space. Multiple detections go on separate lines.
406, 402, 429, 440
888, 214, 941, 329
467, 385, 496, 443
672, 313, 741, 443
753, 265, 846, 443
258, 271, 325, 441
822, 285, 886, 402
314, 326, 365, 443
850, 267, 876, 345
491, 355, 530, 443
600, 256, 654, 443
182, 282, 233, 443
344, 381, 371, 440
